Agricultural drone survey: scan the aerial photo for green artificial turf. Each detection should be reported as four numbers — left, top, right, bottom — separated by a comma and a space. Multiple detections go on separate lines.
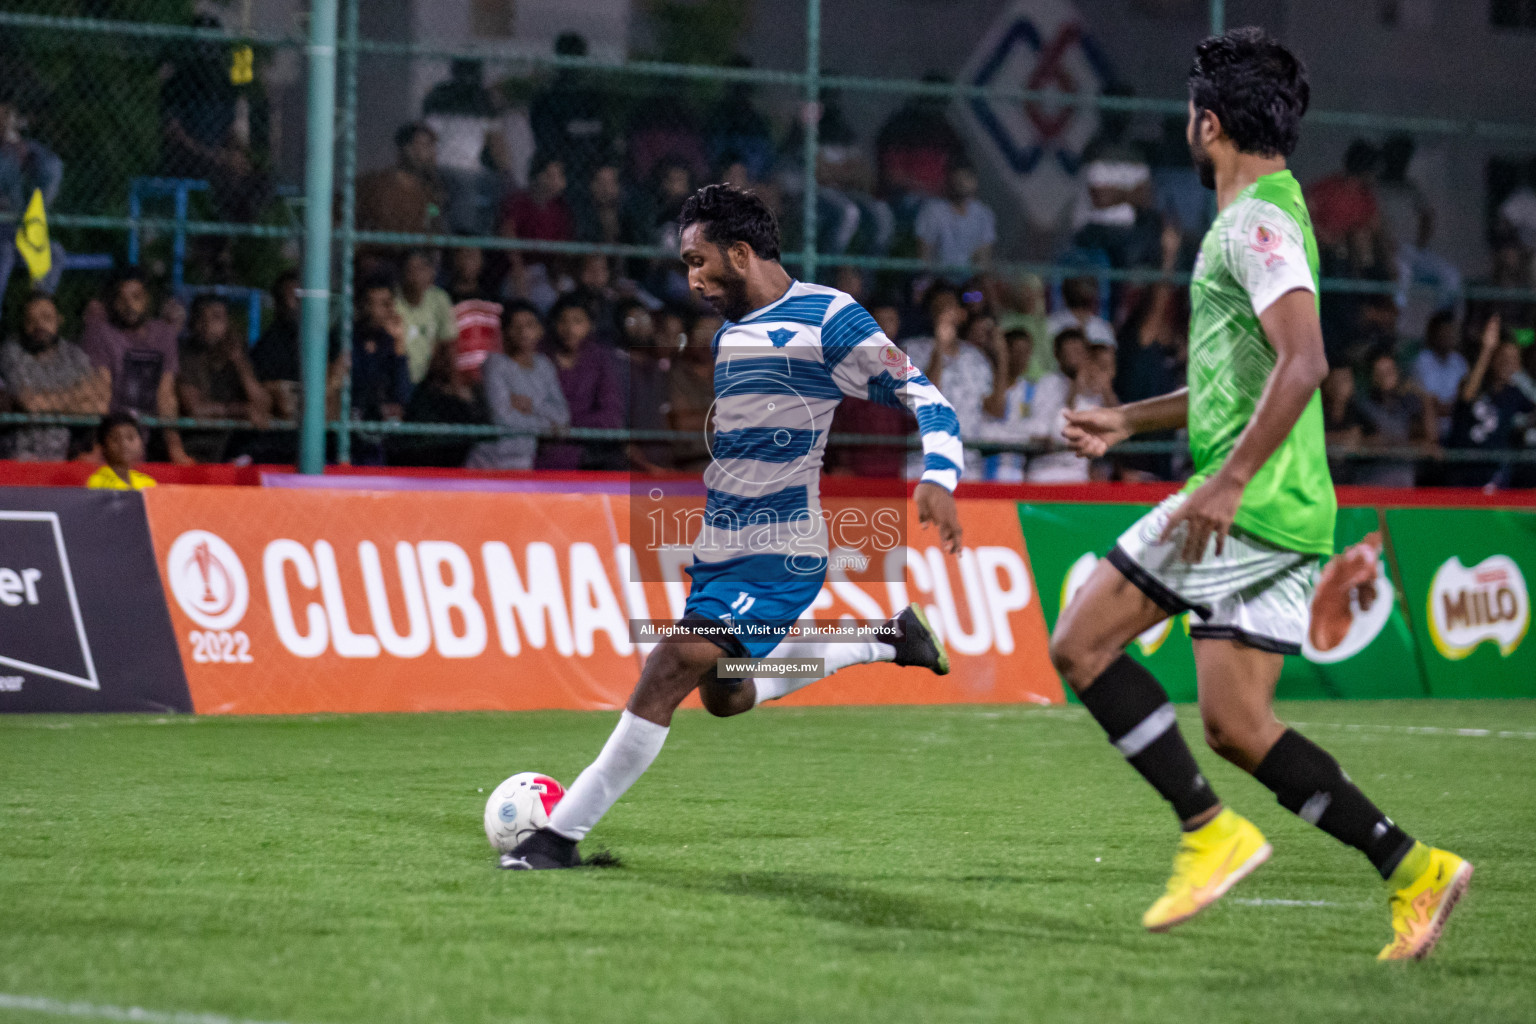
1, 701, 1533, 1024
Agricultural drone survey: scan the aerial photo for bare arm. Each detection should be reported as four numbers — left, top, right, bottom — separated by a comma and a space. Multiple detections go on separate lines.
1060, 388, 1187, 458
234, 350, 272, 429
1460, 316, 1501, 404
18, 366, 111, 416
158, 371, 193, 464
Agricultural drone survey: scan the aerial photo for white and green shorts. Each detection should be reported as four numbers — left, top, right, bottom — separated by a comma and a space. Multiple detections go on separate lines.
1109, 492, 1321, 655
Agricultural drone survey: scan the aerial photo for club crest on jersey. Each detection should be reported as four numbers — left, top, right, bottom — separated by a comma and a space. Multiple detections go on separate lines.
767, 328, 796, 348
1250, 222, 1283, 253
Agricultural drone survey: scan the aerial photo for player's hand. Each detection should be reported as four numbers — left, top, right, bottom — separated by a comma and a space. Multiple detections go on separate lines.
915, 481, 963, 555
1159, 470, 1245, 563
1061, 406, 1131, 458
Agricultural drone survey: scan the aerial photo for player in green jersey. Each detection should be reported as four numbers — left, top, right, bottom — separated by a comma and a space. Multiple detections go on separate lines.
1050, 28, 1470, 959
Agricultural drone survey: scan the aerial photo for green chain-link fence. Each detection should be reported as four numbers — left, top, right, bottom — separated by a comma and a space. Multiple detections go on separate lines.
3, 0, 1536, 483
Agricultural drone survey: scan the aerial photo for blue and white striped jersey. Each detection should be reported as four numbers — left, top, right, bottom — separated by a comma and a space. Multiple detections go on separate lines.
695, 280, 964, 566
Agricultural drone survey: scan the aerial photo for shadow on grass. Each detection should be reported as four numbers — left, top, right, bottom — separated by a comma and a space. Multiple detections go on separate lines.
638, 868, 1133, 950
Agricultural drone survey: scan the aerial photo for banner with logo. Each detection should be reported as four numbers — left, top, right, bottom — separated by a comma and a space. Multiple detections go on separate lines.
142, 487, 1060, 715
954, 0, 1111, 231
1282, 507, 1426, 699
0, 488, 191, 712
1386, 508, 1535, 698
1018, 502, 1429, 701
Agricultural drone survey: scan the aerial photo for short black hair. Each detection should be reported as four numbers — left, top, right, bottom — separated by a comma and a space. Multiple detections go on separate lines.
1053, 326, 1088, 359
107, 265, 148, 298
500, 299, 541, 328
357, 272, 395, 302
678, 183, 780, 261
548, 294, 593, 325
921, 281, 960, 311
529, 150, 564, 179
1343, 139, 1379, 176
96, 410, 140, 446
1188, 27, 1309, 158
394, 121, 434, 150
1425, 309, 1457, 336
270, 268, 300, 299
187, 293, 229, 323
401, 247, 436, 268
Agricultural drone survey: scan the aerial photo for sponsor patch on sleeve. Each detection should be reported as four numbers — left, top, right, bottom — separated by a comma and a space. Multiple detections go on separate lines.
1249, 221, 1283, 253
880, 343, 914, 377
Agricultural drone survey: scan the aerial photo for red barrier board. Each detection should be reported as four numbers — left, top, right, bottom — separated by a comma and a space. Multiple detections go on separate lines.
141, 486, 1060, 714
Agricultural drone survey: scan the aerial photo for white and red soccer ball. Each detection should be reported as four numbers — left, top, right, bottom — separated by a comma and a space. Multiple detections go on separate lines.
483, 772, 565, 852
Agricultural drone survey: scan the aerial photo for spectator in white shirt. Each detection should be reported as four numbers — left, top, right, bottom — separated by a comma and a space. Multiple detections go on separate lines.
1025, 328, 1118, 482
1411, 310, 1469, 441
915, 163, 996, 282
422, 60, 506, 235
978, 325, 1040, 482
904, 294, 992, 479
1046, 275, 1117, 349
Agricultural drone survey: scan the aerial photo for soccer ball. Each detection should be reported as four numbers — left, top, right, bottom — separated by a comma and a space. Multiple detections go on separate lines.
483, 772, 566, 852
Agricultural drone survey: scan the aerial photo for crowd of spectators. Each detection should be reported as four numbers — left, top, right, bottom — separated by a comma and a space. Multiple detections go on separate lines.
2, 25, 1535, 488
4, 236, 1527, 490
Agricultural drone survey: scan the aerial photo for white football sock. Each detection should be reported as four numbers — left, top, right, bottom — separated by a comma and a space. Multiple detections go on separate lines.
752, 638, 895, 705
545, 710, 668, 841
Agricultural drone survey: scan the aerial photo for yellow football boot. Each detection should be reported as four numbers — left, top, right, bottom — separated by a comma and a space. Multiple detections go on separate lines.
1378, 844, 1473, 961
1142, 808, 1272, 932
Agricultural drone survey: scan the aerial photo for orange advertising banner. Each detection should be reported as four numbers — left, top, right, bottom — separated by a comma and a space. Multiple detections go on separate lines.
141, 486, 1060, 714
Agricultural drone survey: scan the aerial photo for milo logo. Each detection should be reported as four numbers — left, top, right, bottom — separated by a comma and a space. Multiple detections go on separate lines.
1427, 555, 1529, 660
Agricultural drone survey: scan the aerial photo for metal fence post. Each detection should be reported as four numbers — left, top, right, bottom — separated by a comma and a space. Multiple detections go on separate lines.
1210, 0, 1225, 35
299, 0, 339, 474
800, 0, 821, 283
335, 0, 359, 465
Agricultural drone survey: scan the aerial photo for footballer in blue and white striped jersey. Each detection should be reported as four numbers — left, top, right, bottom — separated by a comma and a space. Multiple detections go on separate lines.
497, 184, 964, 870
697, 278, 965, 568
675, 191, 967, 659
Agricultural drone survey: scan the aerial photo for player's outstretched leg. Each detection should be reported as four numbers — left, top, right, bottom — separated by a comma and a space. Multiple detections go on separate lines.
1051, 559, 1271, 932
1194, 636, 1472, 959
503, 604, 948, 869
499, 636, 718, 870
747, 603, 949, 708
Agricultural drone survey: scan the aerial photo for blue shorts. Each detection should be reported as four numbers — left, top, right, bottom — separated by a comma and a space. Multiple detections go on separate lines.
682, 553, 827, 658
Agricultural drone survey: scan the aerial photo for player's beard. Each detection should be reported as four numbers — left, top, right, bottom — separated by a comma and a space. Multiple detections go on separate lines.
709, 264, 754, 322
1190, 135, 1216, 190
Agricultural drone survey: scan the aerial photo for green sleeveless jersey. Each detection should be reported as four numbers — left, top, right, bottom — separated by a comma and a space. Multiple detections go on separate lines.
1183, 169, 1336, 555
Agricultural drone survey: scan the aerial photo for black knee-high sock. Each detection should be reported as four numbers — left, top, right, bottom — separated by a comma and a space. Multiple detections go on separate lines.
1253, 729, 1416, 879
1078, 655, 1219, 826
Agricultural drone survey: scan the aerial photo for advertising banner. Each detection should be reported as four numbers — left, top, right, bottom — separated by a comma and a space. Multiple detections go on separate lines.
141, 487, 1060, 715
1386, 508, 1536, 698
0, 488, 191, 712
1017, 501, 1427, 701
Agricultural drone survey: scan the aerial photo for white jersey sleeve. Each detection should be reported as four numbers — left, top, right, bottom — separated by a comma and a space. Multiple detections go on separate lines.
1223, 197, 1316, 317
820, 297, 966, 492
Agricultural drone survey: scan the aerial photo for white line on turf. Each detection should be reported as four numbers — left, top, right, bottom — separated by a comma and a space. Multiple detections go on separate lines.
987, 707, 1536, 740
1285, 720, 1536, 741
1230, 898, 1344, 908
0, 993, 312, 1024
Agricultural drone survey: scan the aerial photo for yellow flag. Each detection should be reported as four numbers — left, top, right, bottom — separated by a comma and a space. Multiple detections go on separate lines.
16, 187, 51, 283
231, 45, 254, 85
